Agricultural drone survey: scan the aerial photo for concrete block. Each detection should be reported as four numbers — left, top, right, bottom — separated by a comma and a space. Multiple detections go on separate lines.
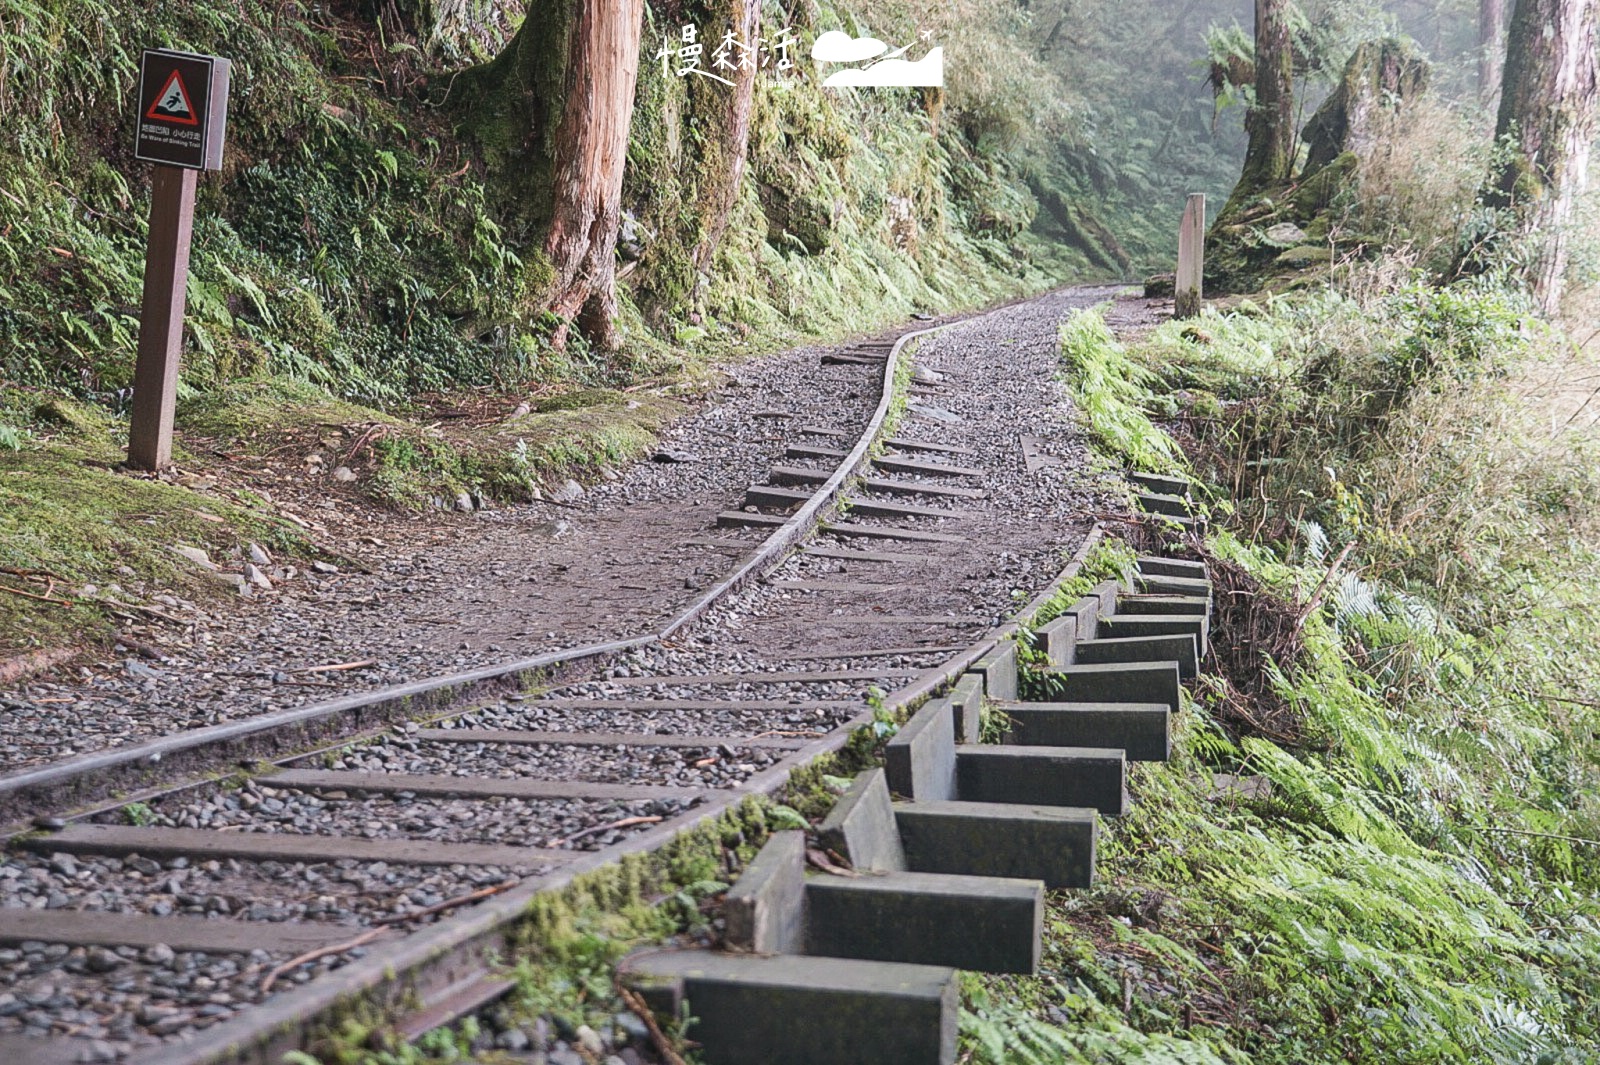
805, 871, 1042, 974
624, 951, 958, 1065
885, 699, 957, 802
1035, 661, 1182, 714
818, 769, 906, 872
1062, 594, 1101, 641
1091, 579, 1121, 616
1096, 613, 1208, 649
1137, 491, 1191, 518
1135, 556, 1207, 580
895, 800, 1098, 889
1135, 574, 1212, 599
1129, 471, 1192, 498
724, 831, 805, 954
1031, 615, 1077, 667
1074, 633, 1198, 678
1116, 595, 1209, 617
956, 745, 1126, 816
996, 701, 1170, 761
969, 641, 1018, 701
949, 674, 983, 744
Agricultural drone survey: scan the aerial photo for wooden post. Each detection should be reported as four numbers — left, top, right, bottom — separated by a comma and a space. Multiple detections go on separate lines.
127, 165, 198, 471
1175, 193, 1204, 320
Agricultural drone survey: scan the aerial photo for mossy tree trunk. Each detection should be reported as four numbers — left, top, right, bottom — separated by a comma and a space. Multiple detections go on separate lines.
1485, 0, 1600, 312
689, 0, 761, 280
458, 0, 645, 350
1236, 0, 1295, 196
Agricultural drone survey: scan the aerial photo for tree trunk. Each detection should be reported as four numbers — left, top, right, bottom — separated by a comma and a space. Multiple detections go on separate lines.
690, 0, 761, 279
1487, 0, 1600, 312
1238, 0, 1295, 193
456, 0, 644, 350
542, 1, 645, 349
1479, 0, 1505, 100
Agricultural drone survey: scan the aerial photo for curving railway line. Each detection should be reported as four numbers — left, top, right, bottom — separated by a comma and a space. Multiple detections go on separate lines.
0, 285, 1136, 1064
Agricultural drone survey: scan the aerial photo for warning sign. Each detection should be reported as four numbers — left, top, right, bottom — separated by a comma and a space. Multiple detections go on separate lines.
135, 49, 230, 170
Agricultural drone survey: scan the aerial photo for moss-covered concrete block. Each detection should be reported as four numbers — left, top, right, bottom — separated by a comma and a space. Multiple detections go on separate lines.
724, 830, 805, 955
1031, 615, 1078, 667
624, 950, 958, 1065
805, 871, 1042, 975
956, 745, 1126, 816
885, 699, 957, 802
895, 800, 1098, 889
969, 641, 1018, 701
818, 768, 907, 872
1074, 633, 1199, 679
949, 674, 984, 744
996, 700, 1171, 761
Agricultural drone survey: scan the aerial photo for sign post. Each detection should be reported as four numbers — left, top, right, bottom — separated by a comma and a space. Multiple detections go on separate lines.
127, 49, 230, 471
1174, 192, 1205, 320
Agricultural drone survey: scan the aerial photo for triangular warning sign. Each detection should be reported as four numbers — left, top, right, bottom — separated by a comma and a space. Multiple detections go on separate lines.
145, 69, 198, 125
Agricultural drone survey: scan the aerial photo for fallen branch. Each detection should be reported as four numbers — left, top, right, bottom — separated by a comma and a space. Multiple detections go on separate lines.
617, 985, 688, 1065
1477, 826, 1600, 847
748, 729, 825, 740
547, 815, 663, 848
373, 879, 517, 925
1291, 541, 1355, 634
0, 583, 75, 606
292, 659, 379, 674
261, 926, 388, 993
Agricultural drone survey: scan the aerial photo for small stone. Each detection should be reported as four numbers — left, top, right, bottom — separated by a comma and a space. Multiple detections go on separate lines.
248, 543, 271, 567
170, 546, 217, 571
651, 449, 698, 464
85, 947, 123, 973
455, 491, 475, 512
143, 944, 175, 965
311, 561, 339, 575
551, 479, 585, 503
496, 1029, 531, 1051
912, 365, 944, 385
1264, 221, 1309, 246
332, 466, 357, 483
32, 816, 65, 831
47, 853, 77, 877
244, 564, 272, 590
575, 1025, 605, 1056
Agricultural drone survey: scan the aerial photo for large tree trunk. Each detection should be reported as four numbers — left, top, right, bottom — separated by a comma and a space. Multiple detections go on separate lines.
457, 0, 644, 350
1487, 0, 1600, 312
1237, 0, 1295, 194
690, 0, 761, 278
1479, 0, 1505, 101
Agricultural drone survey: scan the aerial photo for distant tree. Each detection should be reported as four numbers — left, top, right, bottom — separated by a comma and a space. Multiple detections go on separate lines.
690, 0, 761, 279
1236, 0, 1296, 196
1481, 0, 1600, 311
457, 1, 646, 350
1479, 0, 1505, 100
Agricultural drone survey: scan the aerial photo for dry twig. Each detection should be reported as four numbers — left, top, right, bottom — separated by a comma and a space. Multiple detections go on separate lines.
261, 927, 388, 993
617, 985, 688, 1065
373, 879, 517, 925
547, 815, 663, 848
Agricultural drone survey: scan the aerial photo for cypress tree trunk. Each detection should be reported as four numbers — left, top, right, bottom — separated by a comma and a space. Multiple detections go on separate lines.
690, 0, 761, 278
1237, 0, 1295, 194
1487, 0, 1600, 312
457, 0, 645, 350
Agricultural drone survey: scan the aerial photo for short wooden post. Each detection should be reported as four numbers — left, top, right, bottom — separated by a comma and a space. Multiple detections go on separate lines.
127, 165, 198, 471
1174, 193, 1204, 320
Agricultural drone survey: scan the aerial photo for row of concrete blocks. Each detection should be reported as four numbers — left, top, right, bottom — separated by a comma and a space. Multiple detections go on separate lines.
624, 554, 1211, 1064
1131, 470, 1204, 529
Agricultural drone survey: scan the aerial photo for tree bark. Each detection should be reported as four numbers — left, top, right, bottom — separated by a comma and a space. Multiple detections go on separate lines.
689, 0, 761, 278
1479, 0, 1505, 101
1487, 0, 1600, 312
1238, 0, 1295, 193
542, 1, 645, 349
456, 0, 644, 350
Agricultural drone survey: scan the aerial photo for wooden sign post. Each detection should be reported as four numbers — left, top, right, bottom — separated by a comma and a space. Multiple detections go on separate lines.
127, 49, 231, 471
1174, 192, 1204, 320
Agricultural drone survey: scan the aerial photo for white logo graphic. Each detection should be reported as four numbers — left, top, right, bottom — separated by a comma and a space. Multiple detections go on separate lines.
812, 30, 943, 87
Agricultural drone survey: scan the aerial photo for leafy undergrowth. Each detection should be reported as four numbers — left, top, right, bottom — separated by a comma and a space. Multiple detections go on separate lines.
961, 281, 1600, 1062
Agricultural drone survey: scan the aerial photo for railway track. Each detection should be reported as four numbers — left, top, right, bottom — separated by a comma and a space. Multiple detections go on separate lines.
0, 288, 1120, 1063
